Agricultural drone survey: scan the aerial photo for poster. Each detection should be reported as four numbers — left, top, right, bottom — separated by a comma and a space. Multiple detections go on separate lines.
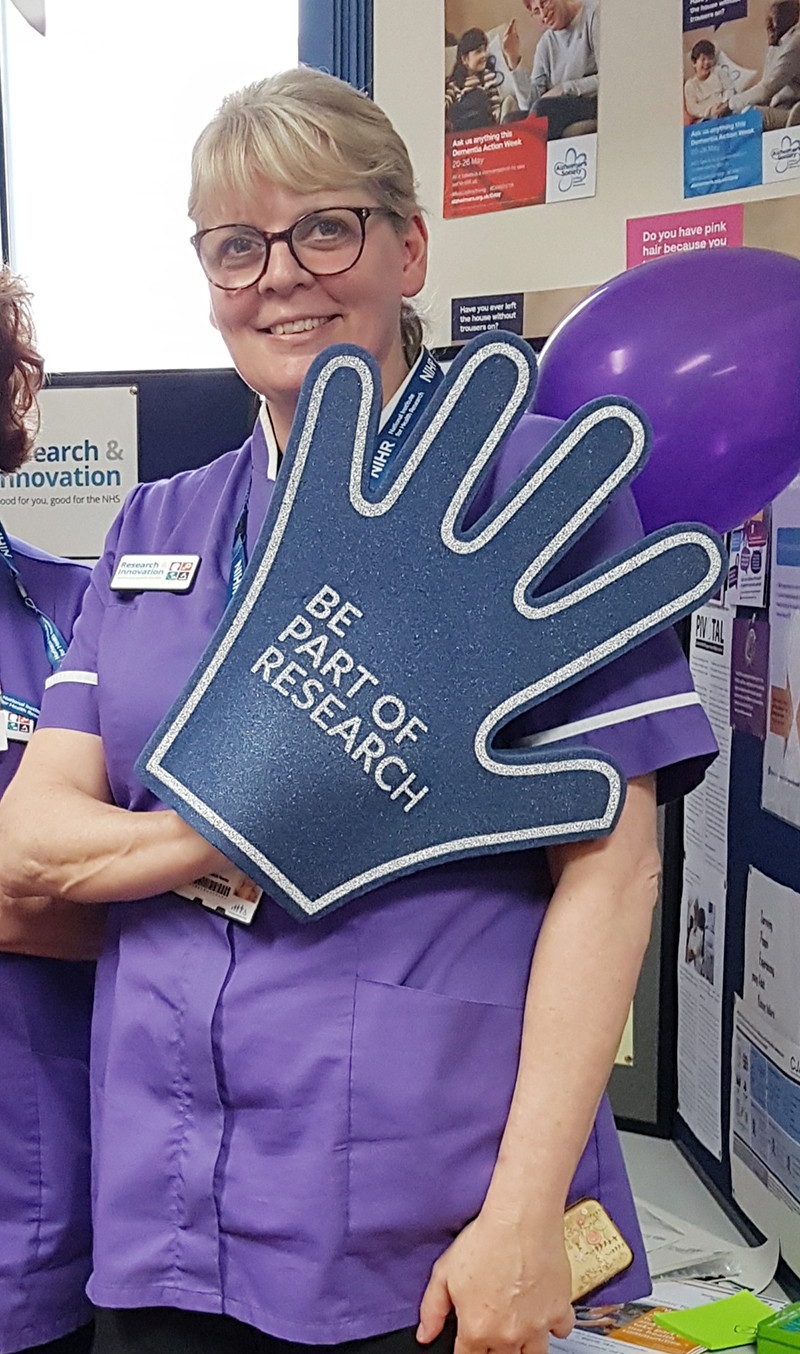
678, 603, 733, 1159
443, 0, 599, 218
684, 605, 734, 880
683, 0, 800, 199
0, 386, 138, 561
731, 995, 800, 1280
743, 867, 800, 1042
730, 616, 770, 740
763, 477, 800, 826
626, 204, 744, 267
677, 861, 728, 1159
727, 508, 771, 610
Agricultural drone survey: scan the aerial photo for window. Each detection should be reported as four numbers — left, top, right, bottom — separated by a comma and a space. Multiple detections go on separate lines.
1, 0, 299, 371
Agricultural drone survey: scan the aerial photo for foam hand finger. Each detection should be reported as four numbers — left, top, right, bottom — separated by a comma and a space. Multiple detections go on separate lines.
444, 397, 648, 590
478, 525, 724, 749
280, 350, 382, 523
364, 335, 535, 522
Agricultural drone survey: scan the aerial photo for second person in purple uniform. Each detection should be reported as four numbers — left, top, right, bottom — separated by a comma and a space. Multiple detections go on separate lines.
0, 269, 103, 1354
0, 69, 716, 1354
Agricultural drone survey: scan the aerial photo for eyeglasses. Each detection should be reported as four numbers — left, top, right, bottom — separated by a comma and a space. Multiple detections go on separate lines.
191, 206, 398, 291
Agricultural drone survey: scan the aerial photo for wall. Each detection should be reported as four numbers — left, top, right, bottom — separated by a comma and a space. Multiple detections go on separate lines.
374, 0, 800, 348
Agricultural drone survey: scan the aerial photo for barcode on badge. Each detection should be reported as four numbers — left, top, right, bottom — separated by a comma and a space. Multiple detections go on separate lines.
193, 875, 232, 898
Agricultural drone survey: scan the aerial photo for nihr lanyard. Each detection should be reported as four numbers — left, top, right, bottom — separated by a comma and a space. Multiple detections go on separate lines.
368, 348, 443, 487
226, 350, 444, 603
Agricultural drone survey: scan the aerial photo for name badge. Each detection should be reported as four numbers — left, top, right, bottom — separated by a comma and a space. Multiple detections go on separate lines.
110, 554, 201, 592
4, 708, 36, 743
1, 691, 39, 746
173, 866, 263, 925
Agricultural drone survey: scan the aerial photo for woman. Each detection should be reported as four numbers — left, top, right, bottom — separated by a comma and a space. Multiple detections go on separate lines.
0, 69, 717, 1354
446, 28, 503, 131
0, 271, 103, 1354
684, 41, 730, 123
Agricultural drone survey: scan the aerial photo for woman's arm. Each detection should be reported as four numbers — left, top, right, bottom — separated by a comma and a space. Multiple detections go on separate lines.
0, 727, 228, 904
418, 774, 660, 1354
0, 891, 107, 960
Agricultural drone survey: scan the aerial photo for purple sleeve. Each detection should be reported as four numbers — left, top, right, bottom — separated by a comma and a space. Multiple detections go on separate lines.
37, 498, 128, 737
509, 626, 717, 804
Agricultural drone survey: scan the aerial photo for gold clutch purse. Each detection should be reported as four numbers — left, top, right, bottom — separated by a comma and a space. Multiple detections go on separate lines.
564, 1197, 634, 1303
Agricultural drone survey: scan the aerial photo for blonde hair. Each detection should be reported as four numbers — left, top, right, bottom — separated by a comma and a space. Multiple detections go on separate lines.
189, 67, 424, 364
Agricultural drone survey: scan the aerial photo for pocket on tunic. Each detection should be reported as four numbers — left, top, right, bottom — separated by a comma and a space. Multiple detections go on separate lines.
347, 975, 524, 1239
347, 974, 602, 1244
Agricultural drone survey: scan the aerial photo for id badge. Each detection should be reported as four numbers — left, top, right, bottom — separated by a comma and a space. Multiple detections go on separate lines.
4, 709, 36, 743
564, 1197, 634, 1302
174, 866, 263, 924
0, 686, 38, 747
110, 554, 201, 592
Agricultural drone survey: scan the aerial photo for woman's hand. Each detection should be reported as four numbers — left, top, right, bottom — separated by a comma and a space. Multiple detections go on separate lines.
417, 1205, 574, 1354
417, 777, 660, 1354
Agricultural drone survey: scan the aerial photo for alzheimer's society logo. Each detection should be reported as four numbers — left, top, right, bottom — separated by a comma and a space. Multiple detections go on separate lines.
771, 133, 800, 175
554, 146, 588, 193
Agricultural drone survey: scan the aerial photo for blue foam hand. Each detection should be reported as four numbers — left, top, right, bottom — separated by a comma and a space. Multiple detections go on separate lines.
137, 332, 725, 921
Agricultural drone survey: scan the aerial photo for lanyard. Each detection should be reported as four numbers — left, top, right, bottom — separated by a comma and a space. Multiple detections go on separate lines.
227, 498, 248, 606
0, 520, 68, 669
226, 349, 443, 604
368, 348, 443, 487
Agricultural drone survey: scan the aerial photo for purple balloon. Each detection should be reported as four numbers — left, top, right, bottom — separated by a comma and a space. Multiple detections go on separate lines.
532, 247, 800, 533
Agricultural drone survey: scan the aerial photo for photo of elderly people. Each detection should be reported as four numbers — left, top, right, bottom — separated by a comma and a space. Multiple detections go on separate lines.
683, 0, 800, 129
445, 0, 599, 139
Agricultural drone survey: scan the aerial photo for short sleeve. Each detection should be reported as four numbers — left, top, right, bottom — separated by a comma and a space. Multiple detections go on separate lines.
38, 497, 128, 737
505, 489, 717, 803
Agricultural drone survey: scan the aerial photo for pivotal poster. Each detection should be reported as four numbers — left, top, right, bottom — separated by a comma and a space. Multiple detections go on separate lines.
683, 0, 800, 198
444, 0, 599, 217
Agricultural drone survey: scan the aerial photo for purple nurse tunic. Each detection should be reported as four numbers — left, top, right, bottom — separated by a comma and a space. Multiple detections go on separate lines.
0, 538, 93, 1354
38, 415, 717, 1343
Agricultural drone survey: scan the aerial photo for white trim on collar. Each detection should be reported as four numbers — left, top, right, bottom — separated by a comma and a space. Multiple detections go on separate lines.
258, 403, 281, 481
259, 350, 430, 475
379, 350, 428, 430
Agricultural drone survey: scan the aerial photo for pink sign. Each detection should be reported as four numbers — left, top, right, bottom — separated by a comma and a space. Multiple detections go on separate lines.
626, 204, 744, 268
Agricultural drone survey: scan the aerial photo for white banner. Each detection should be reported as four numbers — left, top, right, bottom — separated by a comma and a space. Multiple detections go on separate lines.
0, 385, 138, 560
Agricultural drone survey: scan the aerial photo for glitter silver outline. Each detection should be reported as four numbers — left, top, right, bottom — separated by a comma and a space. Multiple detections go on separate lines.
443, 404, 645, 558
150, 753, 620, 917
350, 340, 532, 520
476, 531, 723, 767
145, 352, 374, 775
508, 406, 645, 597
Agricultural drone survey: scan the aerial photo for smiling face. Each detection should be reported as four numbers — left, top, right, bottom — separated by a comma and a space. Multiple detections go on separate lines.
693, 52, 714, 79
463, 45, 488, 74
526, 0, 577, 31
200, 180, 428, 445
